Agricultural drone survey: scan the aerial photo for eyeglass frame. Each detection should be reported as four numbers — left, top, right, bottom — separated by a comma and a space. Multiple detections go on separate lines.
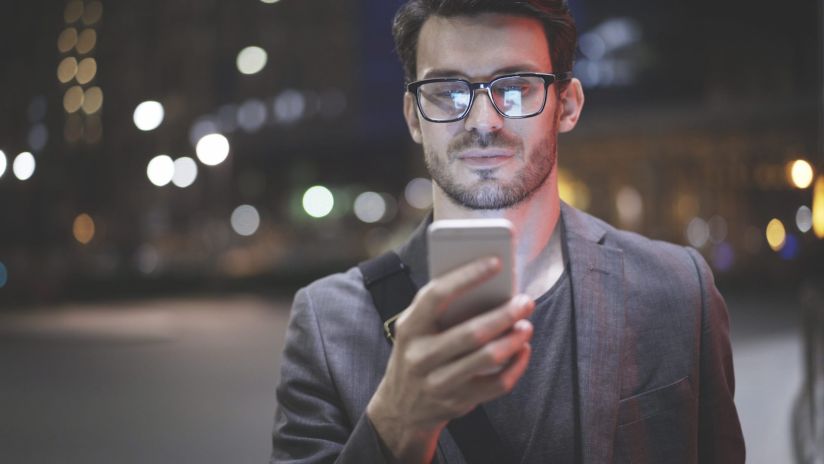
406, 71, 573, 123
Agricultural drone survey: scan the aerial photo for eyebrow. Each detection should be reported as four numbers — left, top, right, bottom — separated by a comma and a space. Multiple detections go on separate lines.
420, 64, 547, 80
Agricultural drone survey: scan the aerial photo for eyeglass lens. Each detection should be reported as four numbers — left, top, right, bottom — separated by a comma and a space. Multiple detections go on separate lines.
417, 75, 546, 121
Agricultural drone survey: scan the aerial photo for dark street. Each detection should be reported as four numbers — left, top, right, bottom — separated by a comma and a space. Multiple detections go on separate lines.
0, 289, 803, 463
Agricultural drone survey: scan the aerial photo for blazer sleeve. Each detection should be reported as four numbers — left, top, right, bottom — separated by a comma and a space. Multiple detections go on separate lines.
685, 248, 746, 463
271, 287, 392, 464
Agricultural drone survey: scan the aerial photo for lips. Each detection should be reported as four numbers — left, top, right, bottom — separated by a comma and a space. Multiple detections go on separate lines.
457, 149, 514, 168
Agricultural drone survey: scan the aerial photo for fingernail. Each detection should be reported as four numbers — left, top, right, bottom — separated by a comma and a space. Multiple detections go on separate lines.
516, 294, 531, 307
515, 319, 532, 333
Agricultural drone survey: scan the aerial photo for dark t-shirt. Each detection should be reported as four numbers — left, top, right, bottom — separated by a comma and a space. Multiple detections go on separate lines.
484, 266, 579, 463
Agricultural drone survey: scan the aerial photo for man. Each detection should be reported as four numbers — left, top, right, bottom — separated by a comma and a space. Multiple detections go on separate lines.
271, 0, 745, 462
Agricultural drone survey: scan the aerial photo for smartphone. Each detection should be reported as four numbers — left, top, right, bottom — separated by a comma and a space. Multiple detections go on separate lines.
427, 218, 515, 329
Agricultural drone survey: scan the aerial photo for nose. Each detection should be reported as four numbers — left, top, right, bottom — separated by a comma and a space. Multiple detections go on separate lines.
463, 90, 504, 134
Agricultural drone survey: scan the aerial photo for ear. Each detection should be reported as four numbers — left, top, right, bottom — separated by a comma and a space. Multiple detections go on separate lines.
403, 92, 423, 144
557, 78, 584, 133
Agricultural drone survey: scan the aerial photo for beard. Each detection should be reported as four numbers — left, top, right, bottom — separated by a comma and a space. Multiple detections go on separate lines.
423, 124, 558, 210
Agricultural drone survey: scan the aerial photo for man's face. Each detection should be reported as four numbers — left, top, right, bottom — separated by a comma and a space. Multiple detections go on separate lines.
404, 13, 568, 210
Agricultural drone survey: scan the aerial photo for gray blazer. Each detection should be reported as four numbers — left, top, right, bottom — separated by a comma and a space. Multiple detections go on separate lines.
271, 203, 745, 463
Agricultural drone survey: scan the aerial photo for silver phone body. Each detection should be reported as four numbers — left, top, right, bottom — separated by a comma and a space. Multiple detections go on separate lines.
427, 218, 515, 329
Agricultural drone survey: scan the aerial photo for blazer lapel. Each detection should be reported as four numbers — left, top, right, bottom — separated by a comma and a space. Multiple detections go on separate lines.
563, 205, 625, 464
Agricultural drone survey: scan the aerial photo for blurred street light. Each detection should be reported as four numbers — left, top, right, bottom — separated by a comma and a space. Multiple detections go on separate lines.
195, 133, 230, 166
133, 101, 165, 131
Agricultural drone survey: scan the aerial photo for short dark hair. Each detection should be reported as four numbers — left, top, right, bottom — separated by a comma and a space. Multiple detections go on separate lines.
392, 0, 577, 83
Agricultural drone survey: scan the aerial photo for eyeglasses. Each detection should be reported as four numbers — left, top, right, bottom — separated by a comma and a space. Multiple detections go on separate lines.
406, 72, 572, 123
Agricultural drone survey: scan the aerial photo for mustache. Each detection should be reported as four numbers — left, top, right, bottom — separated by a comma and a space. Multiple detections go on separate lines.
447, 130, 522, 156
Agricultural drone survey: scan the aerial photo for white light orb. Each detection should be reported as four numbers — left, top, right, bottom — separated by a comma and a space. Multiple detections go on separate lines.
13, 152, 36, 181
686, 217, 710, 248
237, 99, 268, 132
303, 186, 334, 218
196, 133, 230, 166
146, 155, 175, 187
230, 205, 261, 236
615, 186, 643, 227
354, 191, 387, 223
404, 177, 433, 209
796, 205, 812, 233
274, 89, 306, 123
0, 150, 7, 178
172, 157, 198, 188
236, 46, 268, 75
133, 100, 165, 131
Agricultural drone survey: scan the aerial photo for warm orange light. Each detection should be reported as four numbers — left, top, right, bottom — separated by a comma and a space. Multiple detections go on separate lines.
788, 159, 814, 189
73, 213, 95, 244
813, 175, 824, 239
766, 218, 786, 251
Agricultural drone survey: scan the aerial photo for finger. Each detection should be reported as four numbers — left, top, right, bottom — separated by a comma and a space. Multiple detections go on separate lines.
397, 256, 501, 337
412, 294, 534, 369
426, 319, 533, 390
468, 342, 532, 404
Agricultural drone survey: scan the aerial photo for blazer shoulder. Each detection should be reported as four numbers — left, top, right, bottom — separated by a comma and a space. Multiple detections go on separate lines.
609, 226, 697, 271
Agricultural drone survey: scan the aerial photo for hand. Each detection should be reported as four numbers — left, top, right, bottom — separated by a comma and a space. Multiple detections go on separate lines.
366, 257, 535, 463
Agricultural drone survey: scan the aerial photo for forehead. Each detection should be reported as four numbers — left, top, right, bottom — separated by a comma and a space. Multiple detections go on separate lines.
415, 13, 552, 80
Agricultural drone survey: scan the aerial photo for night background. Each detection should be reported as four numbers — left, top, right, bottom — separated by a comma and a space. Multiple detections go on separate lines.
1, 0, 822, 462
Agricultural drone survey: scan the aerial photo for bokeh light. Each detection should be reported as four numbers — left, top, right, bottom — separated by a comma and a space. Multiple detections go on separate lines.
708, 215, 728, 244
146, 155, 175, 187
195, 133, 230, 166
189, 117, 219, 146
686, 217, 709, 248
64, 113, 83, 143
260, 0, 281, 3
63, 86, 85, 113
73, 213, 96, 244
237, 99, 268, 132
230, 205, 261, 236
404, 177, 433, 209
76, 29, 97, 54
615, 185, 643, 227
85, 114, 103, 144
76, 57, 97, 84
82, 86, 103, 114
788, 159, 814, 189
0, 150, 7, 178
64, 0, 84, 23
172, 157, 198, 188
133, 101, 165, 131
57, 28, 78, 53
711, 242, 735, 272
766, 218, 786, 252
28, 124, 48, 151
354, 191, 387, 223
273, 90, 306, 124
796, 205, 812, 233
236, 46, 268, 75
303, 186, 334, 218
135, 244, 160, 275
813, 175, 824, 239
778, 234, 800, 260
82, 1, 103, 25
27, 96, 47, 123
13, 152, 36, 181
57, 56, 78, 83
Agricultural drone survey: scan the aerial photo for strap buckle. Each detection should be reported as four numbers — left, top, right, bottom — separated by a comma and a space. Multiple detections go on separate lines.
383, 313, 400, 343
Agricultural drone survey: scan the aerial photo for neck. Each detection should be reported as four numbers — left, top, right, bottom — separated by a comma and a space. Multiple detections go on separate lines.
432, 168, 564, 299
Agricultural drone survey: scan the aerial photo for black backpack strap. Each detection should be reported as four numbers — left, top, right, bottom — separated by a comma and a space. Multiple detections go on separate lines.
358, 251, 516, 464
358, 251, 417, 342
